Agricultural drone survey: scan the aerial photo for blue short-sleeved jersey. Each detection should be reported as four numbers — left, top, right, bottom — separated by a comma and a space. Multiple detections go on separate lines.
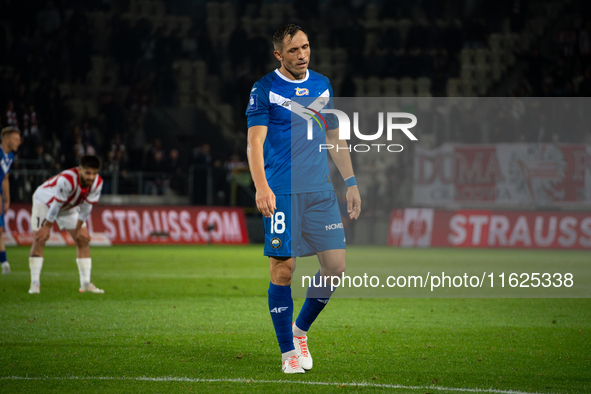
0, 146, 15, 194
246, 69, 338, 195
0, 146, 14, 225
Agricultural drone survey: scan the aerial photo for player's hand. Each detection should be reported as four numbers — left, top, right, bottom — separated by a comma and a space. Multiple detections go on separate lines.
346, 186, 361, 220
75, 228, 92, 244
3, 200, 9, 213
34, 226, 51, 243
256, 185, 276, 218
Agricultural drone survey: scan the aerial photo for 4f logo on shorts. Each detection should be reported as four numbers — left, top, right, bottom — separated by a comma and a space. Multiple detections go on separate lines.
270, 307, 288, 313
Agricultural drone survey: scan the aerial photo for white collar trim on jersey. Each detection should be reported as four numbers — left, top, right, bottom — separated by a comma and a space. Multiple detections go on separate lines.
274, 69, 309, 83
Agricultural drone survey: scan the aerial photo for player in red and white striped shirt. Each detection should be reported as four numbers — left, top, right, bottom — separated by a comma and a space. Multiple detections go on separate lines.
28, 155, 105, 294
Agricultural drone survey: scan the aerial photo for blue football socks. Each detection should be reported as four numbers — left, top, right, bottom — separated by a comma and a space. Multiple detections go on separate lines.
0, 251, 6, 263
295, 270, 335, 332
268, 282, 295, 353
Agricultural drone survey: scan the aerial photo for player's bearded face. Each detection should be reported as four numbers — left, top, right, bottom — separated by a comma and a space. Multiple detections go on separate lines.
279, 31, 310, 77
79, 167, 99, 188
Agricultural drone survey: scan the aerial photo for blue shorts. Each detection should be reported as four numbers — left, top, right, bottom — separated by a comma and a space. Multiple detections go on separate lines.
263, 191, 346, 258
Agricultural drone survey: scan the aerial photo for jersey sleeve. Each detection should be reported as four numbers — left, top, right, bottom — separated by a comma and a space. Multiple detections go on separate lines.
85, 176, 103, 204
323, 77, 339, 130
246, 81, 270, 128
54, 175, 74, 203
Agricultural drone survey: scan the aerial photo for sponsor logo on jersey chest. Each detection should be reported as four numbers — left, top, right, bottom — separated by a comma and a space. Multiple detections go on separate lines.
295, 87, 309, 96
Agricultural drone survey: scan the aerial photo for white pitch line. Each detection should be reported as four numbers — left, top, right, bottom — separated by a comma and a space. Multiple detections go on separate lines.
0, 376, 547, 394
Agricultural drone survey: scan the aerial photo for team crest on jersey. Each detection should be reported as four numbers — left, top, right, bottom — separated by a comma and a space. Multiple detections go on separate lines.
295, 87, 309, 96
271, 237, 282, 249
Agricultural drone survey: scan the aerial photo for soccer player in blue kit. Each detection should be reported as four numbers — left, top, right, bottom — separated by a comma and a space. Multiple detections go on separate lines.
0, 127, 21, 274
246, 24, 361, 373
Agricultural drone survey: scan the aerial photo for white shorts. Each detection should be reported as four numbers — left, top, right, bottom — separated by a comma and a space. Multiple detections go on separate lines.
31, 201, 84, 231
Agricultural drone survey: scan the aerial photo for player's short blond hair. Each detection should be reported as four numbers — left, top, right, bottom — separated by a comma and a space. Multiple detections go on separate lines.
1, 126, 20, 140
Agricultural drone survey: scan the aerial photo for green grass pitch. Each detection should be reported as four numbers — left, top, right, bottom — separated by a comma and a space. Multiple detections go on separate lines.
0, 245, 589, 393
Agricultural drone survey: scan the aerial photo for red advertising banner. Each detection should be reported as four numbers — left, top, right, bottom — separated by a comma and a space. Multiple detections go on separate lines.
413, 144, 591, 206
389, 208, 591, 249
3, 203, 249, 245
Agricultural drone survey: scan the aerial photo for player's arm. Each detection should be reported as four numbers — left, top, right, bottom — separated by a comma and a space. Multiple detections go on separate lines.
35, 176, 71, 242
73, 178, 102, 243
247, 125, 276, 218
326, 128, 361, 220
74, 202, 93, 243
2, 177, 9, 212
34, 199, 63, 242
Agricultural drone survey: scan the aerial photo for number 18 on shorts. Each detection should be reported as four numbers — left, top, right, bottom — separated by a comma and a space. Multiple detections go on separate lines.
263, 192, 346, 258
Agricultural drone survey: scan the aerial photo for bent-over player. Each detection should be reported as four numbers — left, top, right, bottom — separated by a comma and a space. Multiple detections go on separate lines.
28, 154, 104, 294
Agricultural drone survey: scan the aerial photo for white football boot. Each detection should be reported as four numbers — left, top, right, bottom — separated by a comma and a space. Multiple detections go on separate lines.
79, 283, 105, 294
1, 261, 10, 274
293, 331, 313, 371
28, 281, 40, 294
282, 355, 305, 374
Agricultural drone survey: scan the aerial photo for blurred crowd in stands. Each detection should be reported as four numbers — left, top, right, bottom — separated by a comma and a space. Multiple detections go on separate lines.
514, 12, 591, 97
0, 0, 590, 203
